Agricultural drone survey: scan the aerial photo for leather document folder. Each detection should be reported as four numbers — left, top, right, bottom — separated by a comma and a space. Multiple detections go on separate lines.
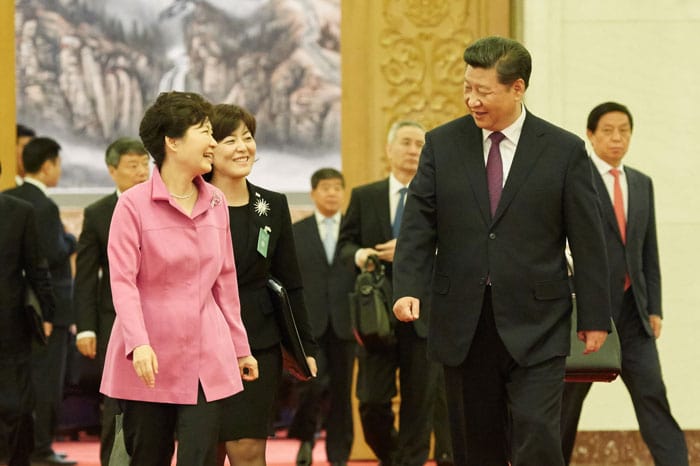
266, 276, 313, 381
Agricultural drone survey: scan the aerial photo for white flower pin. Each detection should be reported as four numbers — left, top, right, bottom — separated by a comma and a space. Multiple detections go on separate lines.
210, 193, 222, 208
253, 194, 270, 216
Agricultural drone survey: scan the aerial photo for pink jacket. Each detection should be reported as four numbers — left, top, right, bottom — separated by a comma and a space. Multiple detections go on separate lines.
100, 169, 251, 404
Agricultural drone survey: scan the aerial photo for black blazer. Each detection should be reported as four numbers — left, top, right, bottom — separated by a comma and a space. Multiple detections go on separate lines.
5, 182, 76, 326
338, 178, 428, 338
231, 181, 317, 356
293, 214, 356, 340
0, 193, 55, 350
393, 112, 612, 367
593, 164, 660, 336
74, 192, 118, 363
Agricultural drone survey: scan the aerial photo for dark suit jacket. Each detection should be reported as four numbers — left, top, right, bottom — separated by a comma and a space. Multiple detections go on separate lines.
338, 178, 429, 338
593, 164, 660, 336
5, 182, 76, 326
393, 112, 612, 367
293, 214, 356, 340
74, 192, 118, 364
232, 181, 317, 356
0, 193, 55, 352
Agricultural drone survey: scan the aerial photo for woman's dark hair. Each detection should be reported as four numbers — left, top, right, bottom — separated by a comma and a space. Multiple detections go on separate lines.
138, 91, 212, 169
210, 104, 257, 142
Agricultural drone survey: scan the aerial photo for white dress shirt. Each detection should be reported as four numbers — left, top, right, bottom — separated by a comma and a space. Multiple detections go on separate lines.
314, 209, 341, 243
389, 174, 409, 226
481, 105, 527, 186
590, 152, 628, 218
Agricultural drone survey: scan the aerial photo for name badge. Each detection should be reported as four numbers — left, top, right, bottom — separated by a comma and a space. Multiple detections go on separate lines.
257, 227, 270, 258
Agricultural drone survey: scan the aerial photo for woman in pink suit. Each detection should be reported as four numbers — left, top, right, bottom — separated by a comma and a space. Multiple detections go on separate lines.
100, 91, 258, 466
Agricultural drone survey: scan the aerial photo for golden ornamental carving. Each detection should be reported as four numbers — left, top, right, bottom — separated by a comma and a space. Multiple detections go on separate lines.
379, 0, 474, 131
379, 32, 472, 130
403, 0, 451, 28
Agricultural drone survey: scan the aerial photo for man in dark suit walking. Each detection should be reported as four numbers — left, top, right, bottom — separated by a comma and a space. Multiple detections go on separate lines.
74, 137, 149, 466
560, 102, 689, 466
287, 168, 357, 466
338, 121, 442, 466
4, 138, 77, 466
0, 160, 56, 466
392, 36, 612, 466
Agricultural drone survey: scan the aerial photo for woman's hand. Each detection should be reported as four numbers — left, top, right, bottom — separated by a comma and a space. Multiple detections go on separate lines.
306, 356, 318, 377
238, 355, 259, 382
132, 345, 158, 388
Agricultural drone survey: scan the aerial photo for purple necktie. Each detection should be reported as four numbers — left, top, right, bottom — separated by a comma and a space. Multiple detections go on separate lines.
486, 131, 506, 217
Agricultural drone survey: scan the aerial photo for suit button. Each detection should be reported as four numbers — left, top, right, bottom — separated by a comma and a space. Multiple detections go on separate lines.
489, 233, 496, 240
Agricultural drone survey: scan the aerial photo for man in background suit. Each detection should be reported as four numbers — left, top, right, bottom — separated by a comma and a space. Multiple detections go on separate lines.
74, 138, 149, 466
288, 168, 357, 466
338, 121, 441, 466
560, 102, 689, 466
0, 160, 55, 466
392, 36, 611, 466
5, 138, 77, 466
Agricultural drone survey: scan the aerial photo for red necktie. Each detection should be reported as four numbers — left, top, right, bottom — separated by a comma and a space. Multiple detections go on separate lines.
610, 168, 631, 290
486, 132, 505, 217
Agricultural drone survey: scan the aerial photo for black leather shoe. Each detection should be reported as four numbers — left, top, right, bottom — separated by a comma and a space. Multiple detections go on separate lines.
296, 441, 313, 465
30, 453, 77, 465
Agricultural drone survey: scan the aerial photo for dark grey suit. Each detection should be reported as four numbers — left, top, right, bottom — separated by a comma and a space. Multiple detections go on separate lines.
287, 214, 356, 462
393, 112, 611, 466
560, 162, 688, 466
338, 178, 440, 466
5, 181, 76, 459
0, 193, 55, 466
74, 192, 120, 466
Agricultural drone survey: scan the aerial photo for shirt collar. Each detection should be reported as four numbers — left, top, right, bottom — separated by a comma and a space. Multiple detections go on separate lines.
149, 167, 215, 215
389, 173, 408, 194
482, 104, 527, 145
590, 151, 625, 176
22, 176, 48, 195
314, 210, 341, 225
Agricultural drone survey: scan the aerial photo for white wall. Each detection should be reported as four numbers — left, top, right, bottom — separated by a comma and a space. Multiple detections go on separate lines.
523, 0, 700, 430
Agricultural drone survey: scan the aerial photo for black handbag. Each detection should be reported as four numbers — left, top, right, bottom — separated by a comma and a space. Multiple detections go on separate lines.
565, 293, 621, 382
348, 254, 396, 351
266, 276, 313, 381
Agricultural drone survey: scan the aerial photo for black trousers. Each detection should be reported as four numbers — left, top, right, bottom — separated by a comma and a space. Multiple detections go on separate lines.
560, 289, 688, 466
356, 322, 440, 466
287, 329, 355, 462
444, 288, 566, 466
99, 396, 120, 466
432, 367, 453, 462
121, 384, 222, 466
0, 350, 34, 466
31, 325, 69, 458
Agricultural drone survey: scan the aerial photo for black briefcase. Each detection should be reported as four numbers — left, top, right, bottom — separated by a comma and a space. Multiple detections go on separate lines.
348, 255, 396, 351
565, 294, 621, 382
267, 276, 313, 381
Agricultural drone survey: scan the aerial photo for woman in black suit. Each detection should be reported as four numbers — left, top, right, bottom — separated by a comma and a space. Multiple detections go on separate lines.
207, 104, 318, 466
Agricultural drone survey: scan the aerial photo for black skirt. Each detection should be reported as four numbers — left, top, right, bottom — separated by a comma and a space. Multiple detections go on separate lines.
219, 344, 283, 440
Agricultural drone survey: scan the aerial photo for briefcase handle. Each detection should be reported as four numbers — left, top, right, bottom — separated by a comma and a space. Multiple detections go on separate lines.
362, 254, 385, 276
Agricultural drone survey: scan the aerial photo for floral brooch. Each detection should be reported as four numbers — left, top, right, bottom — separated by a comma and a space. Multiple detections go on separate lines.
210, 192, 222, 208
253, 192, 270, 216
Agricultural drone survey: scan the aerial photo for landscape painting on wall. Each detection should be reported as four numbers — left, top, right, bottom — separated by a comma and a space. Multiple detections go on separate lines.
15, 0, 341, 191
